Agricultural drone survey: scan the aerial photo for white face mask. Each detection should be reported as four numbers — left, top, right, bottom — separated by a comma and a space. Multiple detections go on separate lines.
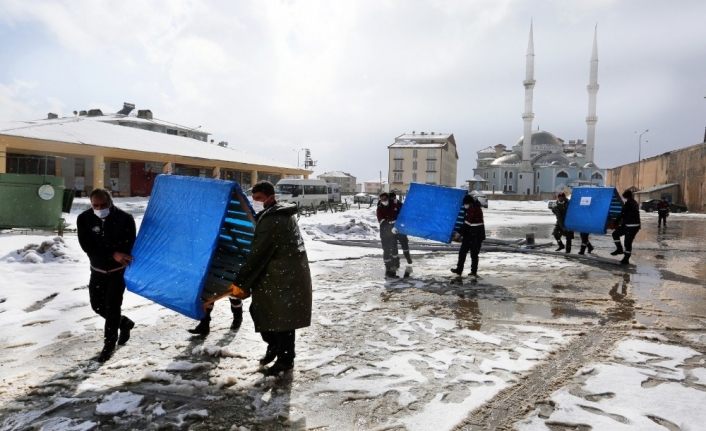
252, 201, 264, 213
464, 204, 470, 209
380, 200, 389, 206
93, 208, 110, 219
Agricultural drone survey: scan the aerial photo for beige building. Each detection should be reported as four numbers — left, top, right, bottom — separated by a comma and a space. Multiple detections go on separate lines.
0, 106, 309, 196
388, 132, 458, 193
317, 171, 357, 194
606, 142, 705, 213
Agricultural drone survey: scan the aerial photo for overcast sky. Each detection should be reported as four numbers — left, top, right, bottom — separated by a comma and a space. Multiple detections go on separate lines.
1, 0, 705, 184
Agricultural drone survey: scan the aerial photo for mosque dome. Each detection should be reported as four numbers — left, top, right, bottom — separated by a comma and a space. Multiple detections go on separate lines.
490, 153, 521, 166
534, 152, 570, 166
569, 161, 579, 167
583, 162, 597, 168
516, 130, 562, 148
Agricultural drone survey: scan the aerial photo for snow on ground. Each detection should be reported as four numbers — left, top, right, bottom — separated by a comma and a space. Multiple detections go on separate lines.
1, 196, 704, 429
517, 336, 706, 431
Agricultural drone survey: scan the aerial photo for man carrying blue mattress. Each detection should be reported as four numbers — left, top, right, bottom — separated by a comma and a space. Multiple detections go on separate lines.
234, 181, 313, 376
77, 189, 136, 362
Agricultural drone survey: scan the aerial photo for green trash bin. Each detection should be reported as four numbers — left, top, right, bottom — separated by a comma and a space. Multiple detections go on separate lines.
0, 174, 66, 229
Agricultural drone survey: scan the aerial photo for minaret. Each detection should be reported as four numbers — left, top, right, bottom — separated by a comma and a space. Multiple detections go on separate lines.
521, 22, 536, 163
518, 21, 536, 195
585, 25, 599, 164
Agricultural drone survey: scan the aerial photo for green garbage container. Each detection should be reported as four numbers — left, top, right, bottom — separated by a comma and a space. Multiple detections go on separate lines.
0, 174, 66, 229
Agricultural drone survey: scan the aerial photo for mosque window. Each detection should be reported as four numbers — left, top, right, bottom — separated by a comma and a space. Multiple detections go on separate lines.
591, 172, 603, 180
413, 149, 418, 158
537, 172, 540, 179
556, 171, 568, 178
509, 172, 513, 179
578, 172, 583, 179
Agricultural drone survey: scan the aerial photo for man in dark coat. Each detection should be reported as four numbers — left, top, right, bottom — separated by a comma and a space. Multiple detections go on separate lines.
551, 192, 574, 253
235, 181, 312, 376
77, 189, 136, 362
376, 192, 400, 278
611, 189, 641, 265
657, 198, 669, 228
451, 194, 486, 279
389, 192, 413, 276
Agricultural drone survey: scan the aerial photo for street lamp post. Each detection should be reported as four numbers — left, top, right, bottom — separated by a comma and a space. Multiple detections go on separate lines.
635, 129, 648, 190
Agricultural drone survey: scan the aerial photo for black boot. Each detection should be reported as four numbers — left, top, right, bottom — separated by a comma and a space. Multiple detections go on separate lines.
610, 242, 624, 256
259, 346, 277, 366
578, 245, 586, 255
565, 239, 572, 254
264, 359, 294, 376
587, 243, 594, 254
385, 270, 399, 279
117, 316, 135, 346
620, 254, 630, 265
188, 317, 210, 336
555, 240, 565, 252
451, 267, 462, 275
97, 342, 116, 362
230, 304, 243, 330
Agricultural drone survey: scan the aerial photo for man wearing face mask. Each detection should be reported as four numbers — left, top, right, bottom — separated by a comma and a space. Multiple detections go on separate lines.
377, 192, 400, 278
77, 188, 136, 362
451, 194, 486, 280
234, 181, 312, 376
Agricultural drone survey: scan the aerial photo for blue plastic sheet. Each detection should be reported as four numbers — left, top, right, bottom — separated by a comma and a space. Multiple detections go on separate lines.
565, 187, 622, 234
396, 183, 467, 243
125, 175, 253, 320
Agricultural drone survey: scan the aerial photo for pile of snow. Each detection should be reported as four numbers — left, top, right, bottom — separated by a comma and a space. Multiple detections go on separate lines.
95, 391, 144, 415
298, 208, 380, 241
2, 237, 76, 264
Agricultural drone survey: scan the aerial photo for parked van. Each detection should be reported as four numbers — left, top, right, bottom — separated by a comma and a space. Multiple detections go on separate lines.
275, 179, 329, 207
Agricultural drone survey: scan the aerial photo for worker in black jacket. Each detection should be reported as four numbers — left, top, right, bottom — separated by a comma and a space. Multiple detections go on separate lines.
389, 192, 413, 274
551, 193, 574, 253
77, 189, 136, 362
377, 192, 400, 278
657, 198, 669, 228
611, 189, 641, 265
451, 194, 486, 279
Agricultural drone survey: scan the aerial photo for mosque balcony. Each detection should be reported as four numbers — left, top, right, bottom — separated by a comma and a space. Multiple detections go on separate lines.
523, 79, 536, 86
522, 113, 535, 120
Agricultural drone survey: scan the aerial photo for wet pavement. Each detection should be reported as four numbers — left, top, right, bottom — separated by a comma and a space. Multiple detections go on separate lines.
0, 212, 704, 430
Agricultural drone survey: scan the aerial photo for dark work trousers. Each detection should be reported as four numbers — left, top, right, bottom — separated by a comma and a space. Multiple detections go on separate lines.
552, 225, 575, 241
457, 232, 483, 275
380, 222, 400, 271
612, 225, 640, 256
396, 233, 413, 264
261, 330, 295, 364
658, 210, 668, 227
88, 269, 128, 345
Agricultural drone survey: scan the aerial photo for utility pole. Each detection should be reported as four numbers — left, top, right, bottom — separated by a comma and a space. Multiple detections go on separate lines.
635, 129, 648, 190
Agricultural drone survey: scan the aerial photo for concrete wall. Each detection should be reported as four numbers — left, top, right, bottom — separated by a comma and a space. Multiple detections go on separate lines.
606, 143, 705, 213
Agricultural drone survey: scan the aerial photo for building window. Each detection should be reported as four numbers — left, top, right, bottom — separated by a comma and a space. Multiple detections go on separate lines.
427, 149, 435, 157
394, 149, 403, 158
413, 161, 417, 170
578, 172, 583, 179
412, 173, 417, 182
110, 162, 120, 178
393, 172, 403, 183
519, 174, 522, 179
426, 172, 435, 183
556, 171, 569, 178
426, 160, 436, 171
74, 158, 86, 177
504, 171, 508, 178
537, 172, 540, 179
413, 149, 418, 159
509, 172, 513, 179
508, 185, 513, 191
591, 172, 603, 180
394, 159, 403, 170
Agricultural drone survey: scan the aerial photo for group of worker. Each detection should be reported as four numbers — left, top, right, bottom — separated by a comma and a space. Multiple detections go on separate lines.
551, 189, 642, 265
77, 182, 312, 378
376, 191, 486, 280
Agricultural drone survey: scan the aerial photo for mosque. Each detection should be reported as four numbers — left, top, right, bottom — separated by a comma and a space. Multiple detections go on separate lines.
472, 24, 606, 196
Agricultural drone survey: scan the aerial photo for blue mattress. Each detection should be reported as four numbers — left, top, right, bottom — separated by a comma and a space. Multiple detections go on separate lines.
396, 183, 467, 243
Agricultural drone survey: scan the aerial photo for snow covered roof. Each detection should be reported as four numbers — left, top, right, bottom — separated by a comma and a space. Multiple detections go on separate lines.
389, 132, 455, 149
318, 171, 354, 178
477, 146, 496, 154
0, 115, 303, 171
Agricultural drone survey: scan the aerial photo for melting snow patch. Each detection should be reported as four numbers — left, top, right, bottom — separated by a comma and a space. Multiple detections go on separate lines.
95, 391, 143, 415
3, 237, 76, 264
35, 417, 97, 431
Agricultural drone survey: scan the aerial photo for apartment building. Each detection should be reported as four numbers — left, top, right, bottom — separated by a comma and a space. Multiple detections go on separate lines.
388, 132, 458, 193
